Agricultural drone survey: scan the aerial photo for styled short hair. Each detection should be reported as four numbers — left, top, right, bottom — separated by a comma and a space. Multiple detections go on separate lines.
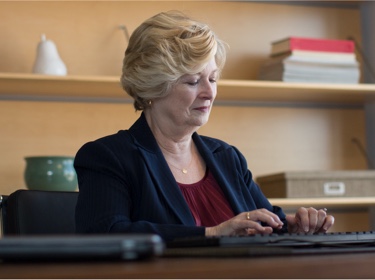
121, 10, 227, 111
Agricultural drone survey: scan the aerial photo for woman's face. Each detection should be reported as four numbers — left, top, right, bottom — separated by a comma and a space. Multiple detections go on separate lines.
151, 58, 218, 131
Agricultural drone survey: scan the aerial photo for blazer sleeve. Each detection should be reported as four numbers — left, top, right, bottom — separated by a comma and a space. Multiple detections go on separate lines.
231, 145, 288, 233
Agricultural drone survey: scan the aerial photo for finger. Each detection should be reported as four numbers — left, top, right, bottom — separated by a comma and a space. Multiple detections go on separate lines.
317, 215, 335, 233
285, 214, 297, 233
246, 226, 273, 235
315, 208, 327, 232
232, 228, 248, 236
243, 217, 270, 233
243, 211, 280, 233
258, 208, 284, 226
307, 207, 319, 234
245, 209, 284, 228
296, 207, 310, 233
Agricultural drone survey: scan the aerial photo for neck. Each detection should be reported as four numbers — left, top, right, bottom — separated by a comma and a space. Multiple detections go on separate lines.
144, 110, 199, 175
145, 111, 193, 155
155, 134, 195, 175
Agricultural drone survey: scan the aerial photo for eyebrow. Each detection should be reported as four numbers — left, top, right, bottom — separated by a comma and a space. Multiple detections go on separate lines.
194, 69, 219, 76
179, 68, 219, 81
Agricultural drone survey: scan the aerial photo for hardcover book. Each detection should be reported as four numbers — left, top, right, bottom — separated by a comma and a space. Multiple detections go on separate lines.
258, 54, 360, 84
270, 50, 357, 64
271, 37, 355, 56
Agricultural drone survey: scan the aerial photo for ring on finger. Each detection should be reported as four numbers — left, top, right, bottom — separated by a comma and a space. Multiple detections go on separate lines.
246, 212, 251, 220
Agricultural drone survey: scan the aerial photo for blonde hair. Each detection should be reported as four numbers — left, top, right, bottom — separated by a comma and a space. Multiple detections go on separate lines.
121, 10, 227, 111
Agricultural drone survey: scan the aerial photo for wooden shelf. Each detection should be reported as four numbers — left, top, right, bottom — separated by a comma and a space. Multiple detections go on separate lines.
269, 197, 375, 209
1, 72, 375, 105
0, 73, 128, 102
217, 79, 375, 106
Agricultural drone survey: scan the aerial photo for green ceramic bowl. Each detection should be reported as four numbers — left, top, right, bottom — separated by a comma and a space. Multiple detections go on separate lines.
24, 156, 78, 192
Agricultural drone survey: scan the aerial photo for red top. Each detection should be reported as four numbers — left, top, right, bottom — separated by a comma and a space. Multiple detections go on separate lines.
178, 169, 235, 226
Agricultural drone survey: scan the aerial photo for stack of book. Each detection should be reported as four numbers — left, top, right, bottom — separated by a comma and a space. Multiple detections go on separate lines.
258, 36, 361, 84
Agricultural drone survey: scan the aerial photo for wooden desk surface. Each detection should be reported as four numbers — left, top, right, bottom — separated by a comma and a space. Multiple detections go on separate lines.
2, 253, 375, 278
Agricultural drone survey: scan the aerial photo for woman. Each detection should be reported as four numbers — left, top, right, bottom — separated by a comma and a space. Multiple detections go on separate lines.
74, 10, 334, 241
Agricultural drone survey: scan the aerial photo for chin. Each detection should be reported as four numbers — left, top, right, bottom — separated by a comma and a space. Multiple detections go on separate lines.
196, 117, 209, 127
188, 112, 210, 127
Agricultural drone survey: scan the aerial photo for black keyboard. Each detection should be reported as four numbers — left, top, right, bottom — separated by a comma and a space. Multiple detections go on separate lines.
168, 231, 375, 248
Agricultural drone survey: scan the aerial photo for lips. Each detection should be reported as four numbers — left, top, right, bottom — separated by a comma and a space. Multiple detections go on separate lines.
194, 106, 210, 112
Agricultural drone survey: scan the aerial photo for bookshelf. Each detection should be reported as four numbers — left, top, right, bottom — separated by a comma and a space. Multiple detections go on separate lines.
0, 1, 372, 232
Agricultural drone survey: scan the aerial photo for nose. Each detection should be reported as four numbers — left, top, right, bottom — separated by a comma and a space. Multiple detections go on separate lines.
199, 79, 216, 100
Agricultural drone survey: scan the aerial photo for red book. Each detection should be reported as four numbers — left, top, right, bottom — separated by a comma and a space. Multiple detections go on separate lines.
271, 37, 355, 56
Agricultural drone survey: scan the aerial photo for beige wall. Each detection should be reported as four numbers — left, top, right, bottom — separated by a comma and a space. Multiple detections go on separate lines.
0, 101, 367, 195
0, 1, 361, 78
0, 1, 367, 195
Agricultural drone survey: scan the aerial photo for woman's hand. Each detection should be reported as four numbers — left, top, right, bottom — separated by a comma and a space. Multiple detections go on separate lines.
205, 208, 284, 236
286, 207, 335, 234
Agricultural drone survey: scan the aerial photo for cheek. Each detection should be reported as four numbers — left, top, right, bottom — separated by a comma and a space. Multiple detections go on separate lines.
175, 92, 196, 107
167, 85, 197, 109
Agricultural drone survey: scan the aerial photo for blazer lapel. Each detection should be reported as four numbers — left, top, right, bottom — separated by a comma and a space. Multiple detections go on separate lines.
129, 114, 196, 225
193, 134, 250, 215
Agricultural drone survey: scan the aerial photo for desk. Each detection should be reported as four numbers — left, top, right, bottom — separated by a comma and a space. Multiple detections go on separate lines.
1, 253, 375, 278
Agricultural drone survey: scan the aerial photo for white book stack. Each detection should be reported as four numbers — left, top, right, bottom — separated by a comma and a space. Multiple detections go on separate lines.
258, 37, 361, 84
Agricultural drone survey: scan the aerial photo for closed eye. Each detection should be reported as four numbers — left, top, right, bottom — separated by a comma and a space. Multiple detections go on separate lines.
187, 80, 199, 86
187, 78, 216, 86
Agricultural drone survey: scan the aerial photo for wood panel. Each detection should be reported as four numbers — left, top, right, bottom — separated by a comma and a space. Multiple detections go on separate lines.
0, 1, 361, 79
0, 101, 139, 194
0, 100, 366, 195
2, 252, 375, 279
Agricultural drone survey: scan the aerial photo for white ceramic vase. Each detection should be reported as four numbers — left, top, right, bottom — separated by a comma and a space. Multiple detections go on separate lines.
32, 34, 67, 75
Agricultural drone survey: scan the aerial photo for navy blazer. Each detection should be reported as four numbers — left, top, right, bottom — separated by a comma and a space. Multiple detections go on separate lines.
74, 113, 287, 241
